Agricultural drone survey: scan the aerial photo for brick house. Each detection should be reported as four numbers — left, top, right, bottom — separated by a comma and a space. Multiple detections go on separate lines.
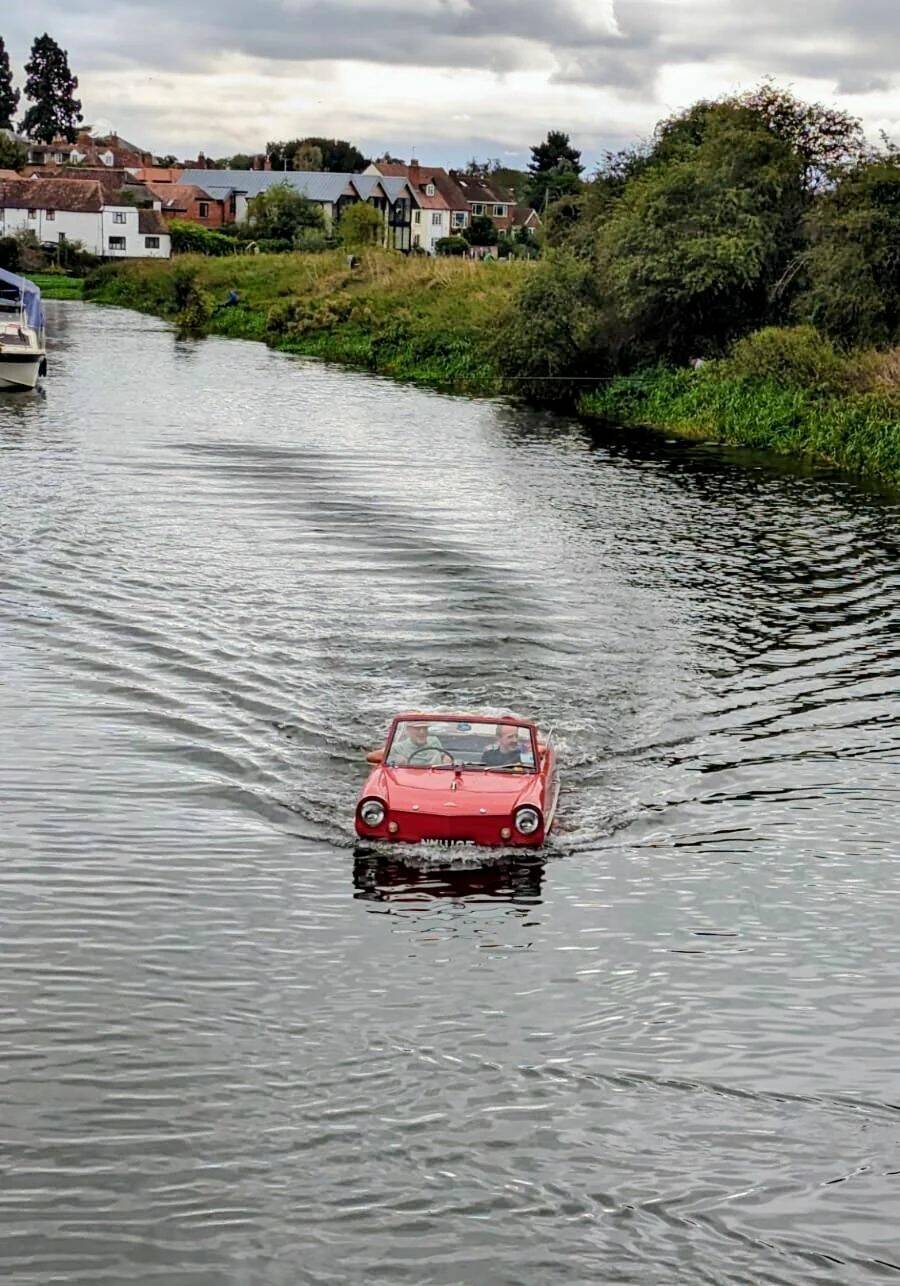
147, 182, 227, 228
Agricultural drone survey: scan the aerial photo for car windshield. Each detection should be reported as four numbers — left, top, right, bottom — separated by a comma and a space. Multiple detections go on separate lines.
385, 719, 536, 770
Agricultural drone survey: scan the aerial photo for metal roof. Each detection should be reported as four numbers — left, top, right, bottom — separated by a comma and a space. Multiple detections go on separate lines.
179, 169, 359, 203
178, 169, 415, 207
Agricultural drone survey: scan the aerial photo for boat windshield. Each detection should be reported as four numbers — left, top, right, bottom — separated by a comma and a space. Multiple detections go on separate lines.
385, 719, 537, 770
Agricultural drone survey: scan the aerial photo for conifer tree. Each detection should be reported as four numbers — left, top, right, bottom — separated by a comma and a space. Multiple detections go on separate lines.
0, 36, 19, 130
21, 33, 82, 142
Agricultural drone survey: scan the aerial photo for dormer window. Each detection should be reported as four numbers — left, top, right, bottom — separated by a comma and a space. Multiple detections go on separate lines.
425, 183, 435, 197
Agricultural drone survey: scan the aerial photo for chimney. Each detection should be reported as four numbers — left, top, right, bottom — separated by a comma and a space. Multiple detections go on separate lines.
410, 157, 419, 166
263, 155, 272, 171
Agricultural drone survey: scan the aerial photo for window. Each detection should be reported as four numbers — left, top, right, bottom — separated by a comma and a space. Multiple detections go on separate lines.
413, 210, 421, 224
425, 183, 435, 197
27, 209, 36, 219
112, 211, 127, 224
108, 236, 126, 250
45, 209, 55, 221
452, 211, 466, 227
472, 203, 483, 215
144, 236, 160, 249
198, 202, 209, 217
431, 212, 441, 226
493, 205, 506, 217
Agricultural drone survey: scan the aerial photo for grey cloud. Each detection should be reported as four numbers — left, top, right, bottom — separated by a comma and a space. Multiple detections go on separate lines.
5, 0, 899, 106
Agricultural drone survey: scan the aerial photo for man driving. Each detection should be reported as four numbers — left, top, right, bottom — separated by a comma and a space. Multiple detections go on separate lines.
390, 721, 445, 766
482, 724, 525, 767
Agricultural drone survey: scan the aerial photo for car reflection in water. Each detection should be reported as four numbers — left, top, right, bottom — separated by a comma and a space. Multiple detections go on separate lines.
352, 849, 545, 908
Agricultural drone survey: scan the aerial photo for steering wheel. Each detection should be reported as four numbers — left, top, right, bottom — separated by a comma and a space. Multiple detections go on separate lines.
406, 746, 457, 767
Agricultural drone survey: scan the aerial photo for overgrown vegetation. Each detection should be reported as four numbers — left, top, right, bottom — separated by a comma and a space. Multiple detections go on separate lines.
84, 250, 528, 393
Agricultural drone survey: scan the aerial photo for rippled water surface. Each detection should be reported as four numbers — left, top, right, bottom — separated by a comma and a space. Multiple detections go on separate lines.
2, 303, 898, 1284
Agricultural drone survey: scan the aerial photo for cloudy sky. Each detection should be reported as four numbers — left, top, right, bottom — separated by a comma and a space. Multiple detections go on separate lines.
5, 1, 900, 166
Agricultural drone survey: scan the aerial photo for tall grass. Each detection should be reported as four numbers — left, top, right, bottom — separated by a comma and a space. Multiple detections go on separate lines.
84, 251, 527, 394
581, 366, 900, 484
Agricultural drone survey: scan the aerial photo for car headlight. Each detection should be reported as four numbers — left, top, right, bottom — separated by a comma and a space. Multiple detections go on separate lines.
360, 799, 386, 827
514, 806, 541, 835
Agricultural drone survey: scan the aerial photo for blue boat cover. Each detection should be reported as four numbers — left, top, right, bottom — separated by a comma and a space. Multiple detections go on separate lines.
0, 266, 45, 331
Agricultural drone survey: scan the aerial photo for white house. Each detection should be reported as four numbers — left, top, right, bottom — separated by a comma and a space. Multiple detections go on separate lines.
0, 178, 171, 258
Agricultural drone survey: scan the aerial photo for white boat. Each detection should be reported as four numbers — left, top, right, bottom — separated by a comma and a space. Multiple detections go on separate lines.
0, 267, 47, 391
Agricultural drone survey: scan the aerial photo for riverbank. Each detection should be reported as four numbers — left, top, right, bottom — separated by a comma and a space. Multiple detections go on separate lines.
83, 253, 899, 485
580, 367, 900, 485
84, 251, 524, 395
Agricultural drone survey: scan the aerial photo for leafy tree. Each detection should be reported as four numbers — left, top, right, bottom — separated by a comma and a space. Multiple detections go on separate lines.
0, 35, 19, 129
294, 142, 323, 171
21, 33, 82, 142
496, 252, 613, 404
595, 105, 804, 361
466, 213, 498, 246
248, 182, 325, 241
338, 201, 383, 247
0, 129, 26, 170
157, 153, 179, 166
799, 156, 900, 346
734, 82, 867, 187
266, 137, 369, 172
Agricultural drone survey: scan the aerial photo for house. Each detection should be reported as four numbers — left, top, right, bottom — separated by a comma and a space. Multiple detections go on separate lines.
448, 172, 518, 236
147, 182, 227, 228
26, 131, 154, 173
176, 169, 416, 248
0, 178, 170, 258
367, 161, 465, 248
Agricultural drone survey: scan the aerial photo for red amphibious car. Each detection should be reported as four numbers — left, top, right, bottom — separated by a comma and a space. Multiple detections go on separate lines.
355, 713, 559, 847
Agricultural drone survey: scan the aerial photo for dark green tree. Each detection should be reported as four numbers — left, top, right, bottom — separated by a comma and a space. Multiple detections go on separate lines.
799, 156, 900, 346
265, 137, 368, 172
0, 35, 19, 129
466, 213, 498, 246
0, 129, 26, 170
529, 130, 582, 176
21, 33, 82, 142
526, 131, 583, 210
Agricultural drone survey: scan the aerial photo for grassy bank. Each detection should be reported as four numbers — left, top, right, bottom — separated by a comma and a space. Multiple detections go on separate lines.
31, 273, 85, 300
85, 251, 528, 395
580, 365, 900, 485
83, 253, 899, 485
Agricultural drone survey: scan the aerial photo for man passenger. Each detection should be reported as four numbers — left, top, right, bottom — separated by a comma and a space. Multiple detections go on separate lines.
482, 724, 525, 767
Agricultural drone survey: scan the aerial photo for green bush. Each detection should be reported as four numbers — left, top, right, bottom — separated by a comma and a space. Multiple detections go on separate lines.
435, 236, 467, 256
496, 251, 614, 403
0, 236, 19, 271
169, 219, 236, 256
294, 227, 330, 252
724, 326, 851, 393
338, 202, 383, 248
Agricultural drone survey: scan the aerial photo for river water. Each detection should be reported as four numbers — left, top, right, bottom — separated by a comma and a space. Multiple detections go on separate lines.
1, 302, 898, 1284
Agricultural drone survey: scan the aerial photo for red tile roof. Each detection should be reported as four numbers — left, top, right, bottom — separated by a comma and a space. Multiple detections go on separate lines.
373, 162, 462, 211
0, 177, 104, 213
146, 182, 214, 210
